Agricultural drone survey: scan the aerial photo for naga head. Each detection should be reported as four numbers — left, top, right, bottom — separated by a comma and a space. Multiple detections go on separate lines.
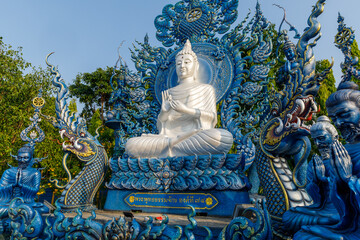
43, 113, 97, 162
261, 95, 318, 153
58, 121, 97, 159
44, 53, 98, 161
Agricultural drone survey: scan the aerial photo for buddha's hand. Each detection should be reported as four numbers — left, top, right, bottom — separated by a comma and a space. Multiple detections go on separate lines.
169, 100, 195, 116
331, 139, 352, 183
161, 90, 171, 112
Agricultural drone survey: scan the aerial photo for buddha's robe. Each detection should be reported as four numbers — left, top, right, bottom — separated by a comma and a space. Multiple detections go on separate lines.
125, 82, 233, 158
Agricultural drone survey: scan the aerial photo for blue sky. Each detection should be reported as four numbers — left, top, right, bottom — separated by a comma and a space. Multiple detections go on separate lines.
0, 0, 358, 87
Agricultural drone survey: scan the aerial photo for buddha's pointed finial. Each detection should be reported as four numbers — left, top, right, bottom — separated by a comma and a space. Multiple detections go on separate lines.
176, 39, 198, 62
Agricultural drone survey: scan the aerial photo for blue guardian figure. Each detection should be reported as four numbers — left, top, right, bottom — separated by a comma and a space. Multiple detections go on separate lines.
293, 82, 360, 239
0, 144, 48, 219
283, 116, 340, 233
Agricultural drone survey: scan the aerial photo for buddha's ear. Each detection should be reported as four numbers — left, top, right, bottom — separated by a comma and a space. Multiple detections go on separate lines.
196, 61, 200, 72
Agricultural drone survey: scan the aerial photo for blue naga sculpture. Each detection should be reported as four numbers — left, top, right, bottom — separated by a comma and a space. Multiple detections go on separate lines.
218, 199, 273, 240
249, 0, 335, 238
41, 53, 108, 212
282, 116, 340, 233
281, 14, 356, 235
218, 0, 333, 238
288, 14, 360, 240
0, 90, 48, 234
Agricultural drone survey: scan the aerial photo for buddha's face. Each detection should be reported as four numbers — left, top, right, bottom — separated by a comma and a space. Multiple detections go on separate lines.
175, 54, 197, 81
328, 100, 360, 143
17, 152, 32, 169
311, 128, 333, 159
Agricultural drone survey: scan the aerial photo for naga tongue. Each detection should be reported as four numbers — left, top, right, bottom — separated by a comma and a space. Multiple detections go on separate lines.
305, 113, 313, 121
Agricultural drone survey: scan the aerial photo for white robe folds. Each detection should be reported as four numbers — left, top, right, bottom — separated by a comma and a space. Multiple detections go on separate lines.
125, 82, 233, 158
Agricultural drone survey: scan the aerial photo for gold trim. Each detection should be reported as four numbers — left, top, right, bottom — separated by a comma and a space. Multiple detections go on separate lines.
89, 153, 107, 202
335, 28, 352, 45
68, 141, 96, 158
32, 97, 45, 107
269, 158, 290, 212
89, 171, 105, 202
186, 8, 202, 23
304, 55, 315, 66
292, 138, 308, 188
124, 192, 219, 210
270, 214, 283, 221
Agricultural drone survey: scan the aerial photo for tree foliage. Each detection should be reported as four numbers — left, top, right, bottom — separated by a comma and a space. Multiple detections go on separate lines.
315, 59, 337, 116
69, 67, 114, 122
0, 37, 82, 195
349, 39, 360, 85
0, 39, 117, 197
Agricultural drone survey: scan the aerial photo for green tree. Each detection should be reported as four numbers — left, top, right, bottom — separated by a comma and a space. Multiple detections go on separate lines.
0, 37, 82, 196
69, 67, 114, 122
315, 59, 337, 116
88, 109, 114, 157
306, 59, 337, 160
349, 39, 360, 85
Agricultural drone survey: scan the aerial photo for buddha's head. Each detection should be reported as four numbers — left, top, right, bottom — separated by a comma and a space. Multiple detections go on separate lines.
175, 39, 199, 82
326, 81, 360, 144
17, 144, 34, 169
311, 116, 338, 159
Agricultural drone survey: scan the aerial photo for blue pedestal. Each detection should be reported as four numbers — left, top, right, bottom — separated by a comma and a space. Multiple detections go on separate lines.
104, 190, 250, 216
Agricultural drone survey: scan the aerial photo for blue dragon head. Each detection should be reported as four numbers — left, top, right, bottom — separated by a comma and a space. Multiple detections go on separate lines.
261, 95, 318, 155
43, 53, 100, 162
58, 120, 99, 161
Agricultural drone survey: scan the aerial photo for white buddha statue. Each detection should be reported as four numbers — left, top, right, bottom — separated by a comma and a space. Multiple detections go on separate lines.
125, 40, 233, 158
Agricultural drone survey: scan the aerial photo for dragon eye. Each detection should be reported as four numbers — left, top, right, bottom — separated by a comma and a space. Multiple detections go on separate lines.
80, 132, 86, 137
